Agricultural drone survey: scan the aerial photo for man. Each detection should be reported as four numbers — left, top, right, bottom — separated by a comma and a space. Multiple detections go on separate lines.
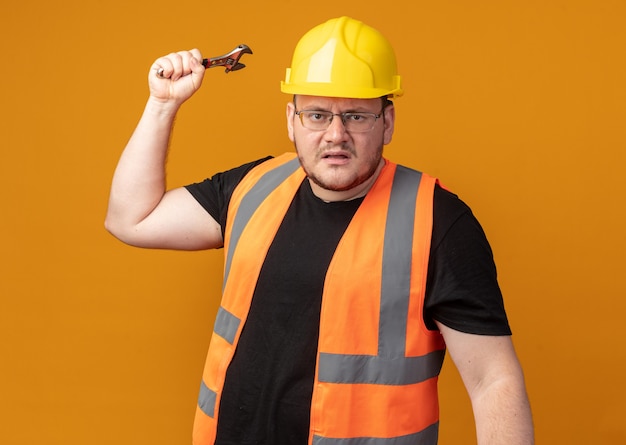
106, 16, 534, 445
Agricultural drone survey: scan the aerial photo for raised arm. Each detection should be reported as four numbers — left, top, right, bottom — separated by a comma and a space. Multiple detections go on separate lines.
437, 322, 534, 445
105, 49, 222, 250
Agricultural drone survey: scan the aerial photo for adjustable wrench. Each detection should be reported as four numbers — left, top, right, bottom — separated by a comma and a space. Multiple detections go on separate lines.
202, 44, 253, 72
156, 44, 253, 77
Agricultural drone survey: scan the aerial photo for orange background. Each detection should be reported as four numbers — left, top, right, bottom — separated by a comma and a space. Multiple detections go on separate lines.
1, 1, 625, 443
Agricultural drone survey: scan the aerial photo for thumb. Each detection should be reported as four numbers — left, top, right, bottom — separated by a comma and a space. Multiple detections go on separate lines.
190, 56, 206, 87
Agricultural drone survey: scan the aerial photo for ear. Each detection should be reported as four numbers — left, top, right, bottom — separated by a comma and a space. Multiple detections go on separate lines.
286, 102, 296, 142
382, 103, 395, 145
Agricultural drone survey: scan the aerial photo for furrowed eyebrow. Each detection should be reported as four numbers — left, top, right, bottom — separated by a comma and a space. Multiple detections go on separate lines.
297, 101, 378, 113
300, 107, 331, 112
302, 108, 375, 114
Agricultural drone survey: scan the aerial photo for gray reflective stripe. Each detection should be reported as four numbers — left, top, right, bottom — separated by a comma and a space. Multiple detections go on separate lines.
379, 166, 421, 357
318, 349, 445, 385
202, 158, 300, 420
223, 157, 301, 292
198, 380, 217, 417
203, 157, 300, 421
313, 421, 438, 445
214, 306, 240, 344
319, 166, 443, 386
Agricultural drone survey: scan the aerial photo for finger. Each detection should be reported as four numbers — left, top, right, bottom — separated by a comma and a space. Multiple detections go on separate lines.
168, 52, 185, 81
152, 50, 203, 80
188, 56, 205, 90
152, 59, 169, 79
155, 65, 169, 79
153, 54, 174, 80
176, 50, 204, 79
189, 48, 203, 64
153, 52, 185, 80
188, 49, 205, 79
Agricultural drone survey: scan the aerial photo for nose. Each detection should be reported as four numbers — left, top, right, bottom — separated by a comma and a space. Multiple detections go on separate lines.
324, 114, 349, 143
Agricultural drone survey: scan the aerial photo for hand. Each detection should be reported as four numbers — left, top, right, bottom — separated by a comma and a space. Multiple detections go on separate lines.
148, 49, 206, 106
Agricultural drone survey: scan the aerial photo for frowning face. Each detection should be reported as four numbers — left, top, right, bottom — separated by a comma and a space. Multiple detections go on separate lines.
286, 95, 395, 202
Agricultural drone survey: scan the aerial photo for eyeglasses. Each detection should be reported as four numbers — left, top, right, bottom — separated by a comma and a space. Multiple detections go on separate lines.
295, 109, 383, 132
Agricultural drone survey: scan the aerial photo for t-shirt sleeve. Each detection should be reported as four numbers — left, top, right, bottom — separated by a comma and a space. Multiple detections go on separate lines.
425, 186, 512, 336
184, 156, 273, 237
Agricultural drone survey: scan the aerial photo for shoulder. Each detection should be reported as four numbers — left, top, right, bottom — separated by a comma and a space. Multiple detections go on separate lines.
184, 156, 274, 231
432, 184, 475, 249
425, 183, 512, 336
185, 156, 273, 203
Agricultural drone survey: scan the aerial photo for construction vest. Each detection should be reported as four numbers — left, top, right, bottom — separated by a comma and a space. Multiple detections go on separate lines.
193, 153, 446, 445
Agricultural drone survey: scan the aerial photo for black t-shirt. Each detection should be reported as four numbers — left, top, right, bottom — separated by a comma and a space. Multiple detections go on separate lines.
185, 157, 511, 445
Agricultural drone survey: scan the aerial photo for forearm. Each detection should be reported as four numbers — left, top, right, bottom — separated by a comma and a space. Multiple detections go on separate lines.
437, 325, 534, 445
471, 373, 534, 445
105, 97, 180, 238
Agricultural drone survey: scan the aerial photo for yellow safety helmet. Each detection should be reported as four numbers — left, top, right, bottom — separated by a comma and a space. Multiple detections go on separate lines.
281, 17, 403, 99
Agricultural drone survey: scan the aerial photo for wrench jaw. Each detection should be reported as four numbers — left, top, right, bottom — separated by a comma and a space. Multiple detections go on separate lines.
202, 44, 253, 73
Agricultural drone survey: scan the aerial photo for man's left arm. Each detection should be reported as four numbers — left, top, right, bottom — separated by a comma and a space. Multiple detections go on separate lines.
437, 322, 534, 445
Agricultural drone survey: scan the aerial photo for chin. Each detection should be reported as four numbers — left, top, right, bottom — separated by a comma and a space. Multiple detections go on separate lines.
309, 172, 366, 192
